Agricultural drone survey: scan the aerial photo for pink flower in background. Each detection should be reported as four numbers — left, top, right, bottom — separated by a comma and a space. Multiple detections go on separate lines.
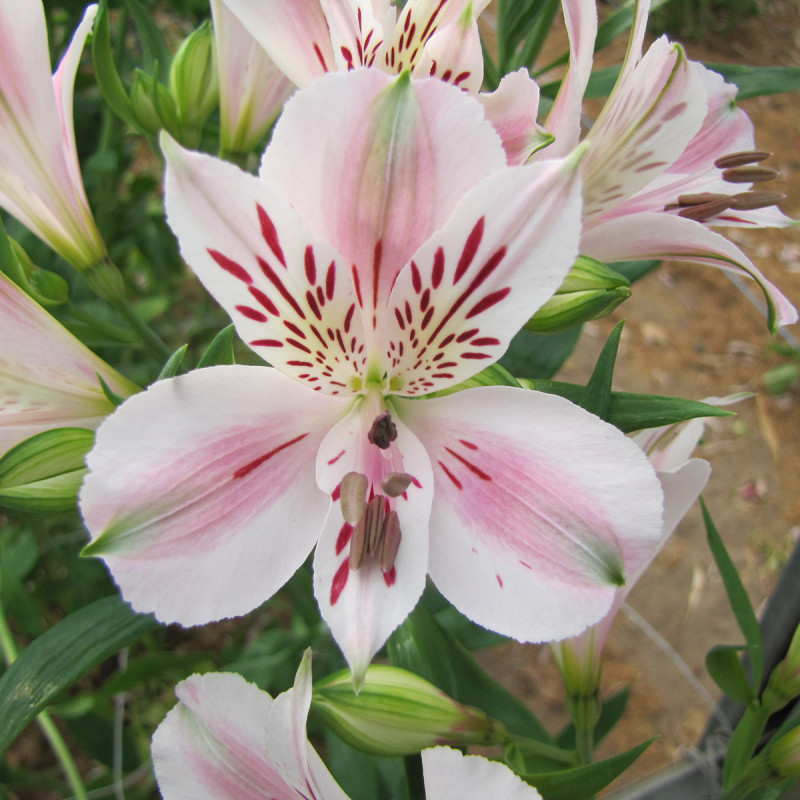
545, 0, 797, 332
210, 0, 294, 158
81, 69, 663, 681
0, 271, 136, 457
0, 2, 107, 270
152, 654, 542, 800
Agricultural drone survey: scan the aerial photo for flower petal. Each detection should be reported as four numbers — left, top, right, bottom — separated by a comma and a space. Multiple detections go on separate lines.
260, 69, 507, 319
218, 0, 335, 87
162, 134, 365, 396
581, 211, 798, 331
422, 747, 542, 800
320, 0, 386, 71
385, 152, 584, 396
396, 387, 664, 643
80, 366, 349, 625
544, 0, 597, 157
418, 9, 484, 94
313, 402, 433, 683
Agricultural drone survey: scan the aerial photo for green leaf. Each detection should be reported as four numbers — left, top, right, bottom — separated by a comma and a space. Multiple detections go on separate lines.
702, 499, 764, 688
197, 324, 237, 368
580, 321, 624, 419
705, 62, 800, 100
706, 645, 756, 705
388, 606, 558, 754
0, 596, 159, 756
519, 381, 733, 433
124, 0, 173, 83
521, 739, 653, 800
500, 326, 582, 380
157, 344, 188, 380
96, 374, 127, 407
722, 704, 771, 788
610, 260, 661, 284
424, 363, 521, 399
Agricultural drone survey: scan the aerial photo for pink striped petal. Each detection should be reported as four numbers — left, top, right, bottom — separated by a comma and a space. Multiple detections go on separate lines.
396, 387, 664, 643
419, 10, 484, 93
423, 747, 542, 800
385, 152, 584, 396
80, 366, 349, 625
479, 70, 550, 166
218, 0, 335, 88
162, 135, 365, 397
581, 211, 798, 331
320, 0, 386, 70
260, 69, 506, 319
313, 402, 434, 683
545, 0, 597, 157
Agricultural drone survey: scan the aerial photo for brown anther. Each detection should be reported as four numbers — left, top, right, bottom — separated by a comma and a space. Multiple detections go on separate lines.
722, 166, 779, 184
349, 515, 368, 570
714, 151, 771, 169
367, 411, 398, 449
381, 472, 414, 498
676, 192, 729, 206
677, 197, 731, 221
379, 511, 402, 572
366, 495, 386, 555
730, 190, 786, 211
340, 472, 368, 524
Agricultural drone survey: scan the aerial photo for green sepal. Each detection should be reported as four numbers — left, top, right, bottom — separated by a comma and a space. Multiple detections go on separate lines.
157, 344, 188, 380
707, 645, 757, 705
580, 321, 624, 420
0, 428, 95, 514
422, 363, 521, 398
197, 324, 237, 368
96, 374, 127, 407
0, 596, 159, 757
556, 686, 631, 749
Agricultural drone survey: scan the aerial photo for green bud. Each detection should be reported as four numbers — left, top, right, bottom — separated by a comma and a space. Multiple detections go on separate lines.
525, 256, 631, 333
768, 725, 800, 778
8, 240, 69, 306
0, 428, 95, 514
762, 623, 800, 713
312, 665, 506, 756
130, 70, 163, 135
169, 21, 219, 130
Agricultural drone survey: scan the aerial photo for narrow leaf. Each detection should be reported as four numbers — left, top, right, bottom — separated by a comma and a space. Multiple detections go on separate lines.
124, 0, 173, 82
197, 324, 237, 368
706, 645, 756, 705
705, 62, 800, 100
157, 344, 188, 380
500, 326, 582, 380
580, 321, 624, 419
0, 596, 159, 756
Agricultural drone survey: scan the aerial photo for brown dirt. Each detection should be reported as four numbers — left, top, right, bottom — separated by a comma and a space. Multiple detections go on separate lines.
479, 1, 800, 792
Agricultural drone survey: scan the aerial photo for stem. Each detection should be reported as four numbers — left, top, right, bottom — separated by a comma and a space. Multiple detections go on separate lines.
507, 735, 577, 766
108, 290, 171, 362
575, 719, 595, 766
67, 304, 138, 344
0, 576, 89, 800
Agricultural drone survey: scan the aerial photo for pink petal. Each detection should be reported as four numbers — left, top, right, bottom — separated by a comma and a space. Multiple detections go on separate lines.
385, 152, 584, 396
260, 69, 507, 319
544, 0, 597, 157
162, 134, 365, 397
320, 0, 386, 71
395, 387, 664, 643
478, 70, 550, 166
313, 402, 434, 683
581, 211, 798, 331
218, 0, 335, 88
422, 747, 542, 800
80, 366, 349, 625
419, 11, 484, 94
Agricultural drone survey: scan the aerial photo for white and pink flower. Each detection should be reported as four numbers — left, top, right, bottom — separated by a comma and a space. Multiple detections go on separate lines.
80, 69, 663, 681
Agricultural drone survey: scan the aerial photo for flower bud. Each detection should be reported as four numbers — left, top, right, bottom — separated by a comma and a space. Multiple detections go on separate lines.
525, 256, 631, 333
169, 22, 219, 131
768, 725, 800, 778
762, 623, 800, 713
312, 665, 505, 756
130, 70, 165, 136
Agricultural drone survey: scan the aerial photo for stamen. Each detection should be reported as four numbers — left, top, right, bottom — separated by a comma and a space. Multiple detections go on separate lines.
676, 192, 730, 206
730, 190, 786, 211
367, 411, 398, 449
349, 515, 368, 570
714, 151, 771, 169
340, 472, 368, 524
381, 472, 414, 497
722, 166, 779, 184
677, 197, 731, 221
366, 495, 386, 554
379, 511, 402, 572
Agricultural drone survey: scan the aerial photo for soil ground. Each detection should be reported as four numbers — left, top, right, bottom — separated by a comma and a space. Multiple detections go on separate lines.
479, 1, 800, 792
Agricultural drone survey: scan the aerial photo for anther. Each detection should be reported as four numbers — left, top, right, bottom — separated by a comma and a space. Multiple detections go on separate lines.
340, 472, 368, 524
677, 197, 731, 221
730, 190, 786, 211
349, 515, 368, 570
367, 411, 398, 449
714, 151, 771, 169
379, 511, 402, 572
722, 166, 779, 184
366, 495, 386, 554
676, 192, 729, 206
381, 472, 414, 497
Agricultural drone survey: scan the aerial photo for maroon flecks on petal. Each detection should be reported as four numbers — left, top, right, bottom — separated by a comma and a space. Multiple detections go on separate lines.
431, 248, 445, 289
336, 523, 354, 555
257, 205, 287, 267
208, 248, 252, 284
445, 446, 492, 480
304, 246, 317, 284
330, 560, 349, 605
438, 460, 462, 489
325, 262, 336, 300
233, 433, 309, 479
454, 218, 485, 283
465, 287, 511, 319
257, 257, 307, 320
235, 305, 267, 322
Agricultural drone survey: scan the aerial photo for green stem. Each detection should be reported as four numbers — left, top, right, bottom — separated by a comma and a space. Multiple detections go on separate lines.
575, 720, 595, 766
67, 303, 138, 344
110, 291, 171, 362
508, 735, 577, 767
0, 576, 88, 800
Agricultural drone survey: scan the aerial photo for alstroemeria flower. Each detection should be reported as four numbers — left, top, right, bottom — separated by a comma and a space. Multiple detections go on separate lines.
80, 69, 663, 679
544, 0, 797, 332
553, 412, 713, 694
0, 2, 107, 270
210, 0, 294, 159
0, 271, 137, 457
152, 654, 542, 800
218, 0, 551, 164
